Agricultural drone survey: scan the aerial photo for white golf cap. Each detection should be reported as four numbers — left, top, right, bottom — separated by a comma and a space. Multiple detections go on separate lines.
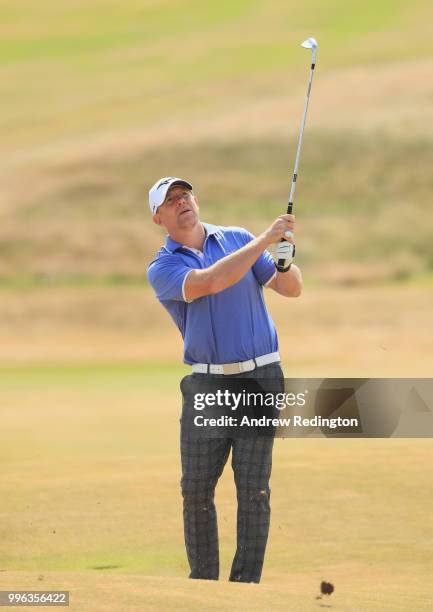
148, 176, 193, 214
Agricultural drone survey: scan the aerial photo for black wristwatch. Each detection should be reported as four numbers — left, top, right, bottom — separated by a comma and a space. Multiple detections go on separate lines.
276, 262, 292, 273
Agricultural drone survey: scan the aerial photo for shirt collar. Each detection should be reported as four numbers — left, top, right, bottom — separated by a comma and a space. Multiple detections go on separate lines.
164, 222, 220, 254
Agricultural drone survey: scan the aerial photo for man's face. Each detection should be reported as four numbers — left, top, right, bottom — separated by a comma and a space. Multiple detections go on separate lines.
153, 185, 199, 232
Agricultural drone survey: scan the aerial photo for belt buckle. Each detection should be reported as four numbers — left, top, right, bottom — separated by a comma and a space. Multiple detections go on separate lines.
222, 362, 242, 375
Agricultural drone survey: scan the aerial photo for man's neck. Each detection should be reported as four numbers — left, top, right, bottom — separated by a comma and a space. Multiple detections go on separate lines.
170, 222, 206, 251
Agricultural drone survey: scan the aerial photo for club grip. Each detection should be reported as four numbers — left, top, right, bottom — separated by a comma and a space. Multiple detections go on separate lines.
276, 201, 294, 270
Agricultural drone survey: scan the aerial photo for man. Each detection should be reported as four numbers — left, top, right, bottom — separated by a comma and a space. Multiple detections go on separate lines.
147, 176, 302, 583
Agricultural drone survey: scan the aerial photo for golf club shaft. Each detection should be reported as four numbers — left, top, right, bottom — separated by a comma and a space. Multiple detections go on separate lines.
277, 44, 317, 272
287, 61, 315, 214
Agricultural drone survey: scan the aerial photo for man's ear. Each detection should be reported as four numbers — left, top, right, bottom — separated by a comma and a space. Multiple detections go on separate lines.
152, 212, 162, 226
193, 193, 199, 209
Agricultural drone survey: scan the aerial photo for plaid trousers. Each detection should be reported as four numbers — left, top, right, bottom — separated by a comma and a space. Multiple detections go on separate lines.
180, 362, 283, 583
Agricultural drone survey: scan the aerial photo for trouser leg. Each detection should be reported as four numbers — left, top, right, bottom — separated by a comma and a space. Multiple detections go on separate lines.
180, 400, 231, 580
229, 436, 274, 583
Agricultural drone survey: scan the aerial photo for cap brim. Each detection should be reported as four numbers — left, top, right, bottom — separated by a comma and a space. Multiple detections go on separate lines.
168, 180, 193, 192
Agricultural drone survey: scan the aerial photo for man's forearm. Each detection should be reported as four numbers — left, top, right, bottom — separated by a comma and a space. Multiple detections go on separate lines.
270, 264, 303, 297
184, 215, 295, 301
207, 234, 269, 293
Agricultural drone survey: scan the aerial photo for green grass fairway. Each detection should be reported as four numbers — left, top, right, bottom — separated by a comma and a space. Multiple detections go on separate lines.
1, 364, 433, 610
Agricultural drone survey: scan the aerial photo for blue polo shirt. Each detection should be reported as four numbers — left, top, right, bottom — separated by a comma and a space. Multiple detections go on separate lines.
147, 222, 278, 365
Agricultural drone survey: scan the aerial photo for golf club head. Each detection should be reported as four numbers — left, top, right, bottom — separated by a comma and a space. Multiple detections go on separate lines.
301, 37, 318, 63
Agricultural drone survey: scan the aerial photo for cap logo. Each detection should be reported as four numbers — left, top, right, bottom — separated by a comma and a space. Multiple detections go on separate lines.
156, 178, 172, 190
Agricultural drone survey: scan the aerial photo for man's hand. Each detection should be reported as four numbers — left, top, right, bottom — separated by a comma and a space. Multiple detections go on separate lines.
261, 214, 296, 246
261, 214, 296, 271
268, 240, 295, 271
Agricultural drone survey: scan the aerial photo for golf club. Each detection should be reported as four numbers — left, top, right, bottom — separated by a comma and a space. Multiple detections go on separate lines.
276, 36, 318, 272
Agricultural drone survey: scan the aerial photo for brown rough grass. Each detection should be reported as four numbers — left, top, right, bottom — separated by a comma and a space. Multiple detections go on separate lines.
0, 284, 432, 376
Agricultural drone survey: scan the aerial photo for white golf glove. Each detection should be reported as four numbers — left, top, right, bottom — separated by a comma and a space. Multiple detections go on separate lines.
268, 236, 295, 272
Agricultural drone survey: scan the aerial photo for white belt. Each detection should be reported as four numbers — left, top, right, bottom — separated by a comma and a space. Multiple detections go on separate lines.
191, 351, 280, 375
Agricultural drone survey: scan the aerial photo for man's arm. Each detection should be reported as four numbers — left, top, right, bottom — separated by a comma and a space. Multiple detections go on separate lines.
266, 264, 303, 297
184, 215, 294, 301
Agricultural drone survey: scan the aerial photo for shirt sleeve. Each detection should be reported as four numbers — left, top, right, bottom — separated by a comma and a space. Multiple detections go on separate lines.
253, 247, 277, 286
147, 254, 193, 302
237, 228, 276, 286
